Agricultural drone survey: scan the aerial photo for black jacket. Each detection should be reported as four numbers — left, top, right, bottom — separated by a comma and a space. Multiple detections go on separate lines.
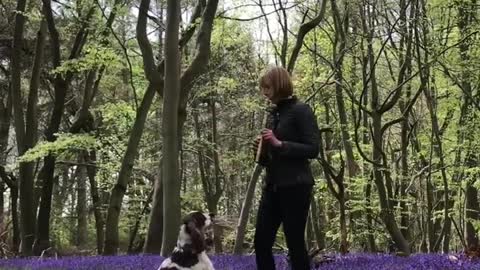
258, 96, 320, 187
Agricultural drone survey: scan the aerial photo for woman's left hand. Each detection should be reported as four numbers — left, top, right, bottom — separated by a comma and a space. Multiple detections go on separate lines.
261, 129, 283, 148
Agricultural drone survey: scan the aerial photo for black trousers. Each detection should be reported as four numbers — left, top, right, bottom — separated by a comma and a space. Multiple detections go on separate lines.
254, 184, 312, 270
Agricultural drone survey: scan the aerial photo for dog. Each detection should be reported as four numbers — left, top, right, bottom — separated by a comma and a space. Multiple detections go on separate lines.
159, 211, 215, 270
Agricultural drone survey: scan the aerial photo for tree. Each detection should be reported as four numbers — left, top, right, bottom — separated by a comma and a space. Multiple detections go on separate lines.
34, 0, 95, 254
160, 0, 182, 256
10, 0, 47, 255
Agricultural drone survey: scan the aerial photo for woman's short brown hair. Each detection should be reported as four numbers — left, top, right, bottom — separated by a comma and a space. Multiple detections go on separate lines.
259, 66, 293, 99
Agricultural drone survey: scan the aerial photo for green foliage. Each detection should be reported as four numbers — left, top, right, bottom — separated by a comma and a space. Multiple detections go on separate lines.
18, 133, 96, 163
52, 45, 122, 75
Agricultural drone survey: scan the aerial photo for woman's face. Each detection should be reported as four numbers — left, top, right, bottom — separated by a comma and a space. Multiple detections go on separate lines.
261, 82, 274, 102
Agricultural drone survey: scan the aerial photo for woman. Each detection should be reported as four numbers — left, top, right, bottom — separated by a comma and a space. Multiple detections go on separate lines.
253, 67, 319, 270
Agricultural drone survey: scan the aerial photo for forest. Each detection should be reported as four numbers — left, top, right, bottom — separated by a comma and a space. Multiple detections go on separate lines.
1, 0, 480, 269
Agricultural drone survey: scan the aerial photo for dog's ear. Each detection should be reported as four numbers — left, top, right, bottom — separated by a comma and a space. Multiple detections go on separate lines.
186, 220, 206, 253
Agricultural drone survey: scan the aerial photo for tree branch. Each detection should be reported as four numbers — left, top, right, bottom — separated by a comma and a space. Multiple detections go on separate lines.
136, 0, 158, 83
287, 0, 327, 72
179, 0, 219, 102
218, 2, 299, 22
257, 0, 281, 66
41, 0, 61, 68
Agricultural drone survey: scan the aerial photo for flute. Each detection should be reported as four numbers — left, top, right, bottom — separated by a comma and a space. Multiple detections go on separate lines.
255, 103, 270, 163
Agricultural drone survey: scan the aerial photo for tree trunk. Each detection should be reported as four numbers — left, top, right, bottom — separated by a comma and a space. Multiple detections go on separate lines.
209, 99, 224, 253
0, 167, 19, 253
0, 65, 12, 251
11, 0, 44, 255
160, 0, 181, 256
338, 195, 348, 253
131, 0, 203, 255
465, 172, 479, 249
103, 84, 156, 255
331, 0, 358, 178
360, 37, 375, 252
456, 0, 478, 251
319, 101, 347, 253
141, 0, 164, 254
35, 1, 92, 254
85, 152, 104, 254
398, 0, 413, 242
0, 183, 3, 242
76, 158, 88, 249
233, 164, 263, 254
193, 100, 224, 253
360, 0, 410, 255
372, 112, 409, 255
128, 189, 153, 254
365, 175, 376, 252
144, 0, 219, 254
330, 1, 354, 253
143, 164, 163, 254
310, 197, 325, 250
306, 214, 313, 251
10, 181, 20, 253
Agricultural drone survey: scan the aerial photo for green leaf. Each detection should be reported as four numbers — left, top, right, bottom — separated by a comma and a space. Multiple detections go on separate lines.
18, 133, 96, 163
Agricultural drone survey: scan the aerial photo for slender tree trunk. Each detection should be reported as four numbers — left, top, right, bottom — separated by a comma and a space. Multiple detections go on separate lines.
143, 163, 163, 254
306, 214, 313, 251
319, 104, 347, 253
129, 189, 153, 254
360, 35, 375, 252
330, 1, 354, 253
233, 164, 263, 254
193, 104, 224, 252
331, 0, 358, 178
0, 168, 19, 253
85, 152, 104, 254
209, 99, 224, 253
76, 158, 88, 249
10, 181, 19, 253
338, 195, 348, 253
399, 111, 410, 242
398, 0, 414, 242
310, 197, 325, 250
0, 183, 3, 242
365, 175, 376, 252
104, 84, 156, 255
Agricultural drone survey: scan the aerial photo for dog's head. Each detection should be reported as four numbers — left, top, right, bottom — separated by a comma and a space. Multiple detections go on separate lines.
182, 211, 214, 253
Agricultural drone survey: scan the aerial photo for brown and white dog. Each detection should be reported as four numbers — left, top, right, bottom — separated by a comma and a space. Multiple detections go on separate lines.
158, 211, 215, 270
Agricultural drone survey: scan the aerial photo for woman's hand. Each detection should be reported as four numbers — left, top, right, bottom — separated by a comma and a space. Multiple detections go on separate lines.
261, 129, 283, 148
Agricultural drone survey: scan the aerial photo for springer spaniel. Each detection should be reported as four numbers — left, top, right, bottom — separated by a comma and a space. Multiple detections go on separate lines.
159, 211, 215, 270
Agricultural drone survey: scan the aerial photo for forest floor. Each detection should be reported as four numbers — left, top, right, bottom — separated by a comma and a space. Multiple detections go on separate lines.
0, 253, 478, 269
